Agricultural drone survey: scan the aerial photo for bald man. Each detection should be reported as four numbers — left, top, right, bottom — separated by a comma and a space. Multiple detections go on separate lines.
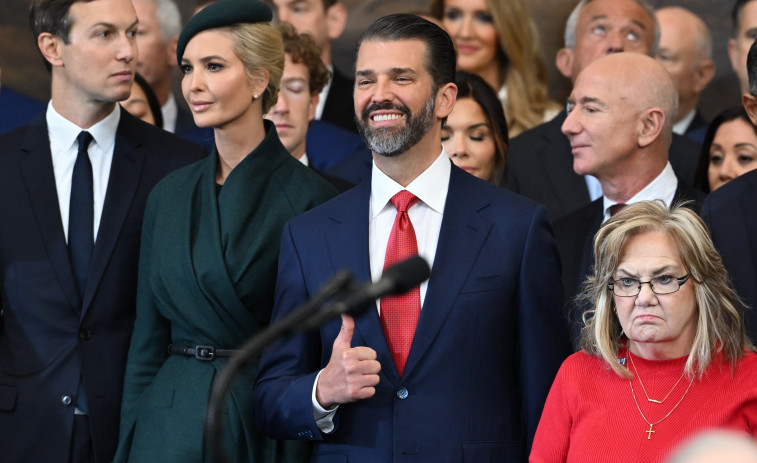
656, 7, 715, 143
553, 53, 705, 347
504, 0, 701, 221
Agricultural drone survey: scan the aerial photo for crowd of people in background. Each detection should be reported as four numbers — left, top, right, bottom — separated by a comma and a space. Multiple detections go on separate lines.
2, 0, 757, 462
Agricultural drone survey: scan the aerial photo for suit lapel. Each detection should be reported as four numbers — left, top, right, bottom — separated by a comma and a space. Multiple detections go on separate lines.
402, 169, 492, 379
323, 181, 400, 382
82, 111, 145, 315
17, 117, 82, 311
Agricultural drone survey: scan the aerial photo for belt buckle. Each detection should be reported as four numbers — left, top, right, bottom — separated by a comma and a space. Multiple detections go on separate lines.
194, 345, 215, 361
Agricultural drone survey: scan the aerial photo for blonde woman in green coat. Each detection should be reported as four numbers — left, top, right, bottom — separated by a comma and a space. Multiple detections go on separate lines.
113, 1, 336, 461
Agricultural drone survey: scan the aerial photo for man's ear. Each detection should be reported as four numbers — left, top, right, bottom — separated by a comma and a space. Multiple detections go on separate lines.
637, 107, 665, 148
743, 93, 757, 126
435, 82, 458, 120
693, 59, 715, 93
556, 47, 574, 80
166, 37, 178, 68
38, 32, 64, 69
326, 2, 347, 42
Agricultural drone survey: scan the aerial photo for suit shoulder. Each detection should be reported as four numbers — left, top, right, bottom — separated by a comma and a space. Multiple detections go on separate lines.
274, 155, 338, 205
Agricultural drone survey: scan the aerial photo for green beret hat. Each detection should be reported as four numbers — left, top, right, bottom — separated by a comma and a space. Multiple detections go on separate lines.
176, 0, 273, 65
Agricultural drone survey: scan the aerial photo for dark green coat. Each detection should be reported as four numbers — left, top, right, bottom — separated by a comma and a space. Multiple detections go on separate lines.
114, 123, 336, 463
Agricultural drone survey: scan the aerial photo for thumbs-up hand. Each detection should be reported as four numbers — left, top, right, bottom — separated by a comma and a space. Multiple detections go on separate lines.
315, 314, 381, 409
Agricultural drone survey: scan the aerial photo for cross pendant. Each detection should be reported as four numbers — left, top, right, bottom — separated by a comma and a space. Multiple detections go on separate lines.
646, 424, 655, 439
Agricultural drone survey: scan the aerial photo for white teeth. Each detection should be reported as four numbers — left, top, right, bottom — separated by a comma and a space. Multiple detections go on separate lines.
372, 114, 403, 122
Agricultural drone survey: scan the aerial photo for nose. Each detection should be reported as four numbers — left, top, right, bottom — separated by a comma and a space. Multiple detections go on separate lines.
118, 32, 137, 63
606, 30, 624, 54
635, 281, 658, 306
458, 15, 474, 38
561, 107, 580, 136
371, 77, 394, 104
446, 133, 467, 158
718, 156, 738, 185
271, 92, 289, 114
183, 68, 204, 95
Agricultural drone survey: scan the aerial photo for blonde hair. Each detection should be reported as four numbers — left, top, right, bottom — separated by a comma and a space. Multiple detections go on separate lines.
578, 201, 753, 379
228, 22, 284, 114
429, 0, 560, 137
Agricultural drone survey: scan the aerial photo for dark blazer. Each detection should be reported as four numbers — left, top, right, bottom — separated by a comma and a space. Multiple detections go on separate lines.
174, 105, 214, 152
701, 169, 757, 341
504, 110, 703, 221
683, 109, 708, 144
554, 183, 705, 347
0, 108, 205, 463
253, 164, 571, 462
305, 119, 369, 172
0, 87, 46, 135
319, 68, 357, 133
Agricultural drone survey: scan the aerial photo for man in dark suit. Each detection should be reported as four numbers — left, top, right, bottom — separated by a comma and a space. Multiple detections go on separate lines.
554, 53, 704, 347
269, 0, 357, 133
254, 14, 570, 462
655, 6, 715, 144
703, 38, 757, 342
504, 0, 701, 221
0, 1, 205, 462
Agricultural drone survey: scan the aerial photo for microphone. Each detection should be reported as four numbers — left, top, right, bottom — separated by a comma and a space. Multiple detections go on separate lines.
301, 255, 430, 329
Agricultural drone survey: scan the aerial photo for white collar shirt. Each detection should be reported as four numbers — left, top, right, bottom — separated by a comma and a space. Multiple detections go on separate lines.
602, 162, 678, 223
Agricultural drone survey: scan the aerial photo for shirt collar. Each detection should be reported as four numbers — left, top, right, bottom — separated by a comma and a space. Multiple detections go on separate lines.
603, 162, 678, 218
370, 146, 450, 219
47, 102, 121, 153
672, 109, 697, 136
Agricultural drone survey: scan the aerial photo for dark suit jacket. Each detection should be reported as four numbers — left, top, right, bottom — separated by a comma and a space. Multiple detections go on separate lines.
683, 109, 708, 144
320, 68, 357, 133
305, 119, 369, 172
253, 164, 571, 462
0, 108, 205, 463
504, 110, 703, 221
701, 169, 757, 341
554, 184, 705, 347
174, 105, 214, 152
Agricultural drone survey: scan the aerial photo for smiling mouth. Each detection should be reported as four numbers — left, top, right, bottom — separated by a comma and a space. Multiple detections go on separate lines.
372, 114, 404, 122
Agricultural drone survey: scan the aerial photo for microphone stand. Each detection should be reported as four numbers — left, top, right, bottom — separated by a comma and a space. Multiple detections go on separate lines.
204, 270, 366, 463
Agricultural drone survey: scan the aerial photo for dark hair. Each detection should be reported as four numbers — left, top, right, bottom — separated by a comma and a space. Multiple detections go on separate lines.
29, 0, 94, 71
133, 72, 164, 129
278, 22, 330, 94
748, 39, 757, 96
732, 0, 757, 32
450, 70, 508, 184
694, 105, 757, 192
356, 13, 456, 93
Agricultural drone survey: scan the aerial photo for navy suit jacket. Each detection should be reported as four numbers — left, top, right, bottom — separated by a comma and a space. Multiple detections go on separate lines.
254, 164, 571, 462
0, 108, 205, 463
0, 87, 46, 135
174, 105, 214, 151
554, 184, 705, 347
504, 110, 703, 221
701, 169, 757, 341
306, 119, 370, 172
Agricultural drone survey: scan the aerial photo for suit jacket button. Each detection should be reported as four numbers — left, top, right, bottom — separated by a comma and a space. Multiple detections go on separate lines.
61, 395, 73, 406
396, 387, 408, 400
79, 329, 91, 340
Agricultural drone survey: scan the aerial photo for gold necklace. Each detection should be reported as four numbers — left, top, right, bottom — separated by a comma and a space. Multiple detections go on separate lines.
628, 355, 694, 440
628, 352, 686, 404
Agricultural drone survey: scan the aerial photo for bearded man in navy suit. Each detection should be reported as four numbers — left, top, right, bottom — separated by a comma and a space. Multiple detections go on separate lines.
254, 14, 570, 462
0, 1, 204, 462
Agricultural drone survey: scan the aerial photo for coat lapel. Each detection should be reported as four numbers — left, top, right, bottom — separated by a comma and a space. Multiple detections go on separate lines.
402, 168, 492, 379
17, 117, 82, 312
82, 111, 145, 315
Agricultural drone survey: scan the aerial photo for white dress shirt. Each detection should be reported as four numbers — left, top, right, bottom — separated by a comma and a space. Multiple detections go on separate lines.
47, 102, 118, 243
673, 108, 697, 136
312, 148, 451, 431
161, 93, 179, 133
602, 162, 678, 223
315, 65, 333, 120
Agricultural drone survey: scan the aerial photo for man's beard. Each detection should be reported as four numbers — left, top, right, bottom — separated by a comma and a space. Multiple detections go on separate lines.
356, 93, 436, 157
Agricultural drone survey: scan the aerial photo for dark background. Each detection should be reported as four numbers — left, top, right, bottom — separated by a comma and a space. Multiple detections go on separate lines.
0, 0, 741, 121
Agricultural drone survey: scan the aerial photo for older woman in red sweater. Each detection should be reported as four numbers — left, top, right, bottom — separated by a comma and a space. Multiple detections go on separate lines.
531, 201, 757, 463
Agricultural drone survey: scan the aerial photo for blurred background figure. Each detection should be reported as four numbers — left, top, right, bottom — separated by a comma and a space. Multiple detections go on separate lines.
533, 201, 757, 462
121, 73, 164, 128
655, 6, 715, 143
667, 431, 757, 463
267, 0, 356, 133
429, 0, 560, 137
694, 105, 757, 192
442, 70, 508, 184
729, 0, 757, 97
0, 65, 46, 135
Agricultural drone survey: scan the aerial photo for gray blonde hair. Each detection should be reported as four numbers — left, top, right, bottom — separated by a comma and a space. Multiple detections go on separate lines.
578, 200, 753, 379
228, 22, 284, 114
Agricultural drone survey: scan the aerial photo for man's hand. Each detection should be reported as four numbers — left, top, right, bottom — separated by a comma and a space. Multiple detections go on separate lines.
315, 314, 381, 409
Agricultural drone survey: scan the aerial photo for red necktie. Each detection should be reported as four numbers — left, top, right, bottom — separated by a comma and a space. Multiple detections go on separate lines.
380, 190, 421, 376
609, 203, 627, 217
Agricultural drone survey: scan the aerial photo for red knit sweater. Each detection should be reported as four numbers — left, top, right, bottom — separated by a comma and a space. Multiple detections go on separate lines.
530, 350, 757, 463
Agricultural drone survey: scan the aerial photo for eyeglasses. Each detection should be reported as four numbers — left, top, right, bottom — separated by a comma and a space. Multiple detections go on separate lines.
608, 275, 690, 297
